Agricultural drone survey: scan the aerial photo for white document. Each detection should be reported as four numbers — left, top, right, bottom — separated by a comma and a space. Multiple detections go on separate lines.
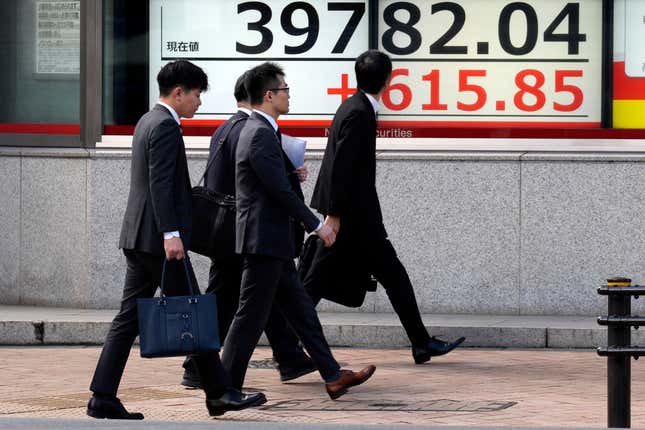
281, 134, 306, 168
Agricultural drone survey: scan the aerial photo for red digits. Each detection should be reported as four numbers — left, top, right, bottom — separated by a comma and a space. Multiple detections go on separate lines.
421, 69, 448, 111
376, 68, 582, 115
382, 68, 412, 111
457, 70, 487, 111
514, 69, 546, 112
553, 70, 583, 112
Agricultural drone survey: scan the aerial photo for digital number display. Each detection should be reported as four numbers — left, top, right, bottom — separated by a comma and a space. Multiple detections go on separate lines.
149, 0, 603, 129
235, 1, 366, 55
376, 0, 602, 126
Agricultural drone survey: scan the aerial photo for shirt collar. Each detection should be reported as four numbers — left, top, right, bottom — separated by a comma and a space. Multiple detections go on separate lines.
254, 109, 278, 131
362, 91, 380, 114
156, 101, 181, 124
238, 107, 253, 116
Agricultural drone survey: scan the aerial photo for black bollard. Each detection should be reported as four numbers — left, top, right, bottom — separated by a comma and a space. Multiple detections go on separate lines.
607, 277, 632, 428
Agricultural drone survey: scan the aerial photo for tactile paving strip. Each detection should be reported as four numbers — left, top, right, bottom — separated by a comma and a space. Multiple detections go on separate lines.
260, 398, 516, 412
0, 387, 195, 414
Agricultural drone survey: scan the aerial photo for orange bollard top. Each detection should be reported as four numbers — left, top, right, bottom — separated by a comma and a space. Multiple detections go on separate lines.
607, 277, 632, 287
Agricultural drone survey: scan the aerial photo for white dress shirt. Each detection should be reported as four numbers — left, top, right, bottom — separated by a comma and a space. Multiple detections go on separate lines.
238, 106, 253, 116
363, 91, 380, 115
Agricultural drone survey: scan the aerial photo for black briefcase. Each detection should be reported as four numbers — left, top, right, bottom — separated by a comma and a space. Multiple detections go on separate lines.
191, 186, 235, 258
137, 258, 220, 358
189, 117, 245, 258
298, 235, 376, 308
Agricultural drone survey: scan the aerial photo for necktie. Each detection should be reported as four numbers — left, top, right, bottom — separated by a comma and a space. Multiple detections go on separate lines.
276, 128, 282, 143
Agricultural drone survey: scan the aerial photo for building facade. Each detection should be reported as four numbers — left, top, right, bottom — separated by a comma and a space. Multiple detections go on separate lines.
2, 0, 645, 316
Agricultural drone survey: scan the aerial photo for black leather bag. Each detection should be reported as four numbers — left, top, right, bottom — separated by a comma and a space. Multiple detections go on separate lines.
137, 258, 220, 358
190, 118, 244, 258
298, 235, 377, 308
190, 186, 235, 258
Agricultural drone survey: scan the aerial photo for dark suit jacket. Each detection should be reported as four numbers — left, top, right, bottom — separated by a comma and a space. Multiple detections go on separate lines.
306, 91, 384, 306
283, 150, 306, 256
311, 91, 387, 243
235, 112, 319, 260
205, 110, 249, 196
119, 104, 192, 256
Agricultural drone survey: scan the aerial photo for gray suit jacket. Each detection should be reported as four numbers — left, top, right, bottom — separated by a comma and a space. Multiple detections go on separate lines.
119, 104, 193, 256
235, 112, 319, 260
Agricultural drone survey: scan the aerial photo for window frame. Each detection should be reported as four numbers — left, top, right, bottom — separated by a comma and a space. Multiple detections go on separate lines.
0, 0, 101, 148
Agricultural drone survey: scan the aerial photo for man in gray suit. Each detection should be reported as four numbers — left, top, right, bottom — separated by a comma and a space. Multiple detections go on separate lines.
220, 62, 376, 400
181, 72, 317, 389
87, 60, 265, 419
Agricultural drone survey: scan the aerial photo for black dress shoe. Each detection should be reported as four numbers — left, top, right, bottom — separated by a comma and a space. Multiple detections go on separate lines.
86, 394, 144, 420
277, 356, 318, 382
412, 336, 466, 364
180, 358, 203, 389
205, 388, 267, 416
180, 369, 203, 389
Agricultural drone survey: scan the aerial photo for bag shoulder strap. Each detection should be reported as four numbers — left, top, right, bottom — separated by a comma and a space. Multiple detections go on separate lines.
197, 116, 247, 187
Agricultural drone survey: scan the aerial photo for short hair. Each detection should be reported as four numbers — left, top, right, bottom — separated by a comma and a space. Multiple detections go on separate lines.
246, 62, 284, 106
234, 71, 250, 103
157, 60, 208, 97
355, 50, 392, 94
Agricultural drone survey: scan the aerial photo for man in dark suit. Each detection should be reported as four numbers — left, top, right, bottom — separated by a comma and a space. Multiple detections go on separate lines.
181, 72, 316, 388
87, 60, 265, 419
220, 62, 375, 400
310, 50, 466, 365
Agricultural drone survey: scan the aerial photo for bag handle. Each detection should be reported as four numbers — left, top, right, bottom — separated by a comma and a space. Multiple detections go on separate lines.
197, 116, 247, 187
159, 257, 197, 297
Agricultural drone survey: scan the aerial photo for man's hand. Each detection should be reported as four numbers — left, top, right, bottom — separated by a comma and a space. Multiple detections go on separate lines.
324, 215, 340, 234
164, 237, 185, 260
316, 223, 336, 247
294, 165, 308, 183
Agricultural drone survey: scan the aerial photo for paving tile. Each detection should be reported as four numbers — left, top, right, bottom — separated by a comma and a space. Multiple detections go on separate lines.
0, 345, 641, 427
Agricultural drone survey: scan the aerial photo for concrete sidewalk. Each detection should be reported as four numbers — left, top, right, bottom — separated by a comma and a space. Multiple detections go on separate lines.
0, 305, 614, 348
0, 345, 640, 428
1, 305, 635, 428
0, 419, 616, 430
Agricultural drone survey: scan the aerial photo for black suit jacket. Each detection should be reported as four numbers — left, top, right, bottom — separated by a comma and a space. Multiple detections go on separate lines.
205, 110, 249, 196
119, 104, 192, 256
235, 112, 319, 260
305, 91, 383, 306
311, 91, 387, 243
283, 149, 306, 256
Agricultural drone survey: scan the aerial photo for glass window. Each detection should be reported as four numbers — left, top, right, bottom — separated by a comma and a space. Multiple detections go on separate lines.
0, 0, 80, 135
103, 0, 149, 132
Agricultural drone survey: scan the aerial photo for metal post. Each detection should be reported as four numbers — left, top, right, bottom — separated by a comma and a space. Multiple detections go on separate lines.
607, 277, 632, 428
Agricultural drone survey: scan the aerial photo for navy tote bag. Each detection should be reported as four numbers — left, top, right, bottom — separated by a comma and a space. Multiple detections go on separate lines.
137, 257, 220, 358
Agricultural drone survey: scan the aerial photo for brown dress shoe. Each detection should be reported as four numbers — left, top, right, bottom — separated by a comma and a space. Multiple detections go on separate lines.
325, 365, 376, 400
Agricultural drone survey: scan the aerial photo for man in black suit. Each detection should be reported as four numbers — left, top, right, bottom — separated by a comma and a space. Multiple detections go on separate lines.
87, 60, 265, 419
310, 50, 465, 365
220, 62, 375, 400
181, 72, 316, 388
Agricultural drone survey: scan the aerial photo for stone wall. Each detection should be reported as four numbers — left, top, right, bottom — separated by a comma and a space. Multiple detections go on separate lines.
2, 147, 645, 316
